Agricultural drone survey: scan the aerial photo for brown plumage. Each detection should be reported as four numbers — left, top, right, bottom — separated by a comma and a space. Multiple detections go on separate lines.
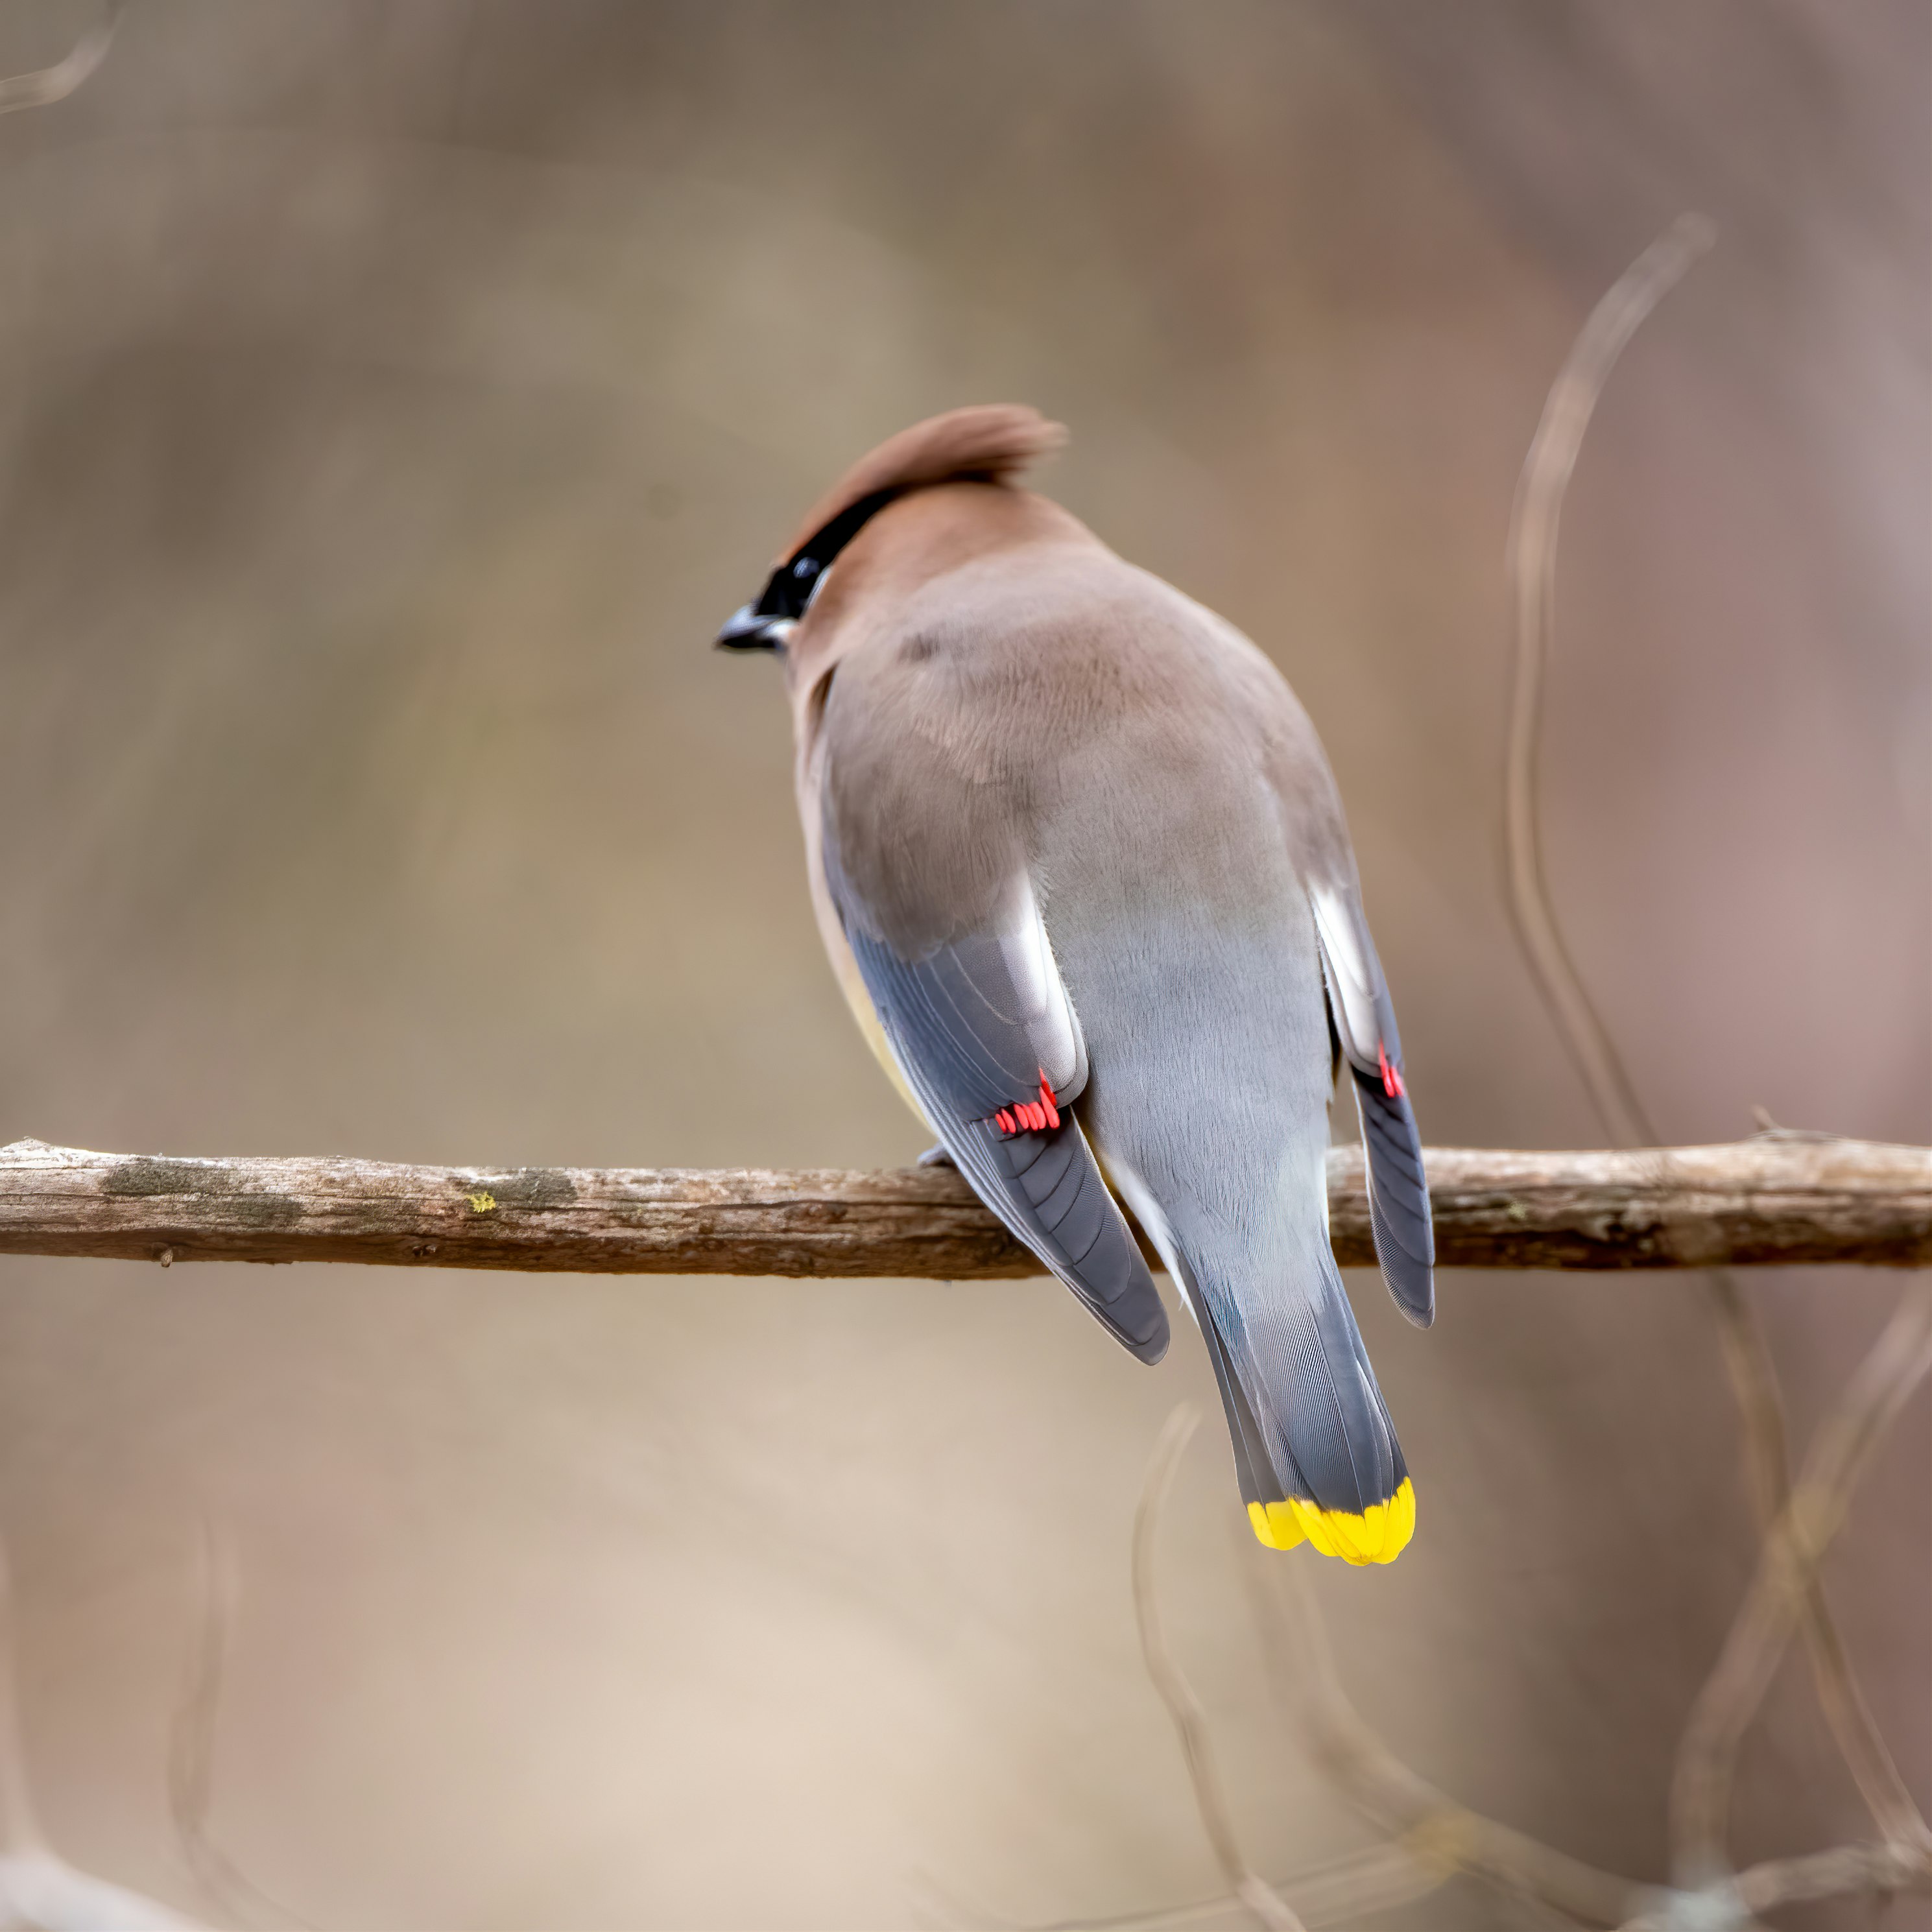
778, 404, 1068, 560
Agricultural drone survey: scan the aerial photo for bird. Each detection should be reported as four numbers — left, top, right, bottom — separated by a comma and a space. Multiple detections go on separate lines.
717, 405, 1433, 1564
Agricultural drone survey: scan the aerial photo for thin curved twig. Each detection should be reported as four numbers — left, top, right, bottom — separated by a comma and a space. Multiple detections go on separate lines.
1700, 1294, 1928, 1861
0, 0, 125, 116
1616, 1837, 1932, 1929
1730, 1837, 1930, 1914
1023, 1842, 1442, 1932
1669, 1280, 1932, 1878
1503, 211, 1713, 1147
0, 1534, 206, 1926
1502, 211, 1925, 1876
169, 1522, 313, 1931
0, 1540, 42, 1859
1134, 1407, 1307, 1932
1252, 1553, 1656, 1929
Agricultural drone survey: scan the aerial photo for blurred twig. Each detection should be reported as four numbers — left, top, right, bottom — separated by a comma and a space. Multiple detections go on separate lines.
0, 0, 124, 115
0, 1540, 45, 1863
1730, 1838, 1928, 1915
1503, 212, 1713, 1143
1669, 1282, 1932, 1877
1501, 209, 1927, 1881
1123, 1428, 1924, 1931
1022, 1841, 1442, 1932
1093, 207, 1929, 1932
1134, 1407, 1306, 1932
1130, 1410, 1641, 1927
169, 1522, 313, 1931
0, 1534, 205, 1927
1254, 1548, 1652, 1928
1615, 1840, 1929, 1931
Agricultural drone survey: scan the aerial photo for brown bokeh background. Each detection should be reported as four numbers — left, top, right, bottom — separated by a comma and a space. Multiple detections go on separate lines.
0, 3, 1924, 1926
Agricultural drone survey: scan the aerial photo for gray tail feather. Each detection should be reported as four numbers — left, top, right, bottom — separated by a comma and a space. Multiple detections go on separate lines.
1181, 1245, 1407, 1518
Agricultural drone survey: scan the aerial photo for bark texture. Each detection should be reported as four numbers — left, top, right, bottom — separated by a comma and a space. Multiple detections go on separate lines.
0, 1136, 1922, 1276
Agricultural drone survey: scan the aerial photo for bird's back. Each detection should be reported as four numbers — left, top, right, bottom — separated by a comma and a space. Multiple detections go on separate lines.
746, 408, 1428, 1562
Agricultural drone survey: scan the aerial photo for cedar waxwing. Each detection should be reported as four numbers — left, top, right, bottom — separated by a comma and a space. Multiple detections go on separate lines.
717, 406, 1434, 1563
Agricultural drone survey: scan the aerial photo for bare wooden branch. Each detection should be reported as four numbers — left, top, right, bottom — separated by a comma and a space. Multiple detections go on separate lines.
0, 1136, 1921, 1278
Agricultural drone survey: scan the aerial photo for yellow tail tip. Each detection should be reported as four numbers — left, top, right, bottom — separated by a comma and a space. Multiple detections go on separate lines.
1247, 1479, 1416, 1565
1247, 1500, 1306, 1550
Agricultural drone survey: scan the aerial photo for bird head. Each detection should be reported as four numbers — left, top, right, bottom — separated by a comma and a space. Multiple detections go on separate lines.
714, 404, 1067, 656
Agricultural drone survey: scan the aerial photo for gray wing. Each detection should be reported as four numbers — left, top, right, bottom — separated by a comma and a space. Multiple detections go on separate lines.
826, 846, 1169, 1365
1310, 881, 1435, 1326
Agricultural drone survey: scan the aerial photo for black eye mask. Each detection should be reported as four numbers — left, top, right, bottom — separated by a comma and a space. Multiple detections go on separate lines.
713, 486, 904, 650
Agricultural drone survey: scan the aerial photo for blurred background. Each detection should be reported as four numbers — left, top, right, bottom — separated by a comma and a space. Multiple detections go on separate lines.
0, 2, 1924, 1926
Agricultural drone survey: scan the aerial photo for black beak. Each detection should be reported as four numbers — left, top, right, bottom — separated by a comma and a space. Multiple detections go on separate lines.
714, 603, 791, 651
714, 483, 903, 654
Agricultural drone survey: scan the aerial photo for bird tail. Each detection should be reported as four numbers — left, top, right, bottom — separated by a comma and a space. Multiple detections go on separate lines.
1180, 1243, 1414, 1566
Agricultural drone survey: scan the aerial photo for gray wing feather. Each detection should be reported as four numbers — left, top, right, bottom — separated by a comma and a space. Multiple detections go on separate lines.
833, 861, 1168, 1365
843, 911, 1086, 1115
1309, 883, 1435, 1327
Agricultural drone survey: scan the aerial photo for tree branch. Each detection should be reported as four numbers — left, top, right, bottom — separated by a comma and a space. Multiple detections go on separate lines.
0, 1136, 1922, 1276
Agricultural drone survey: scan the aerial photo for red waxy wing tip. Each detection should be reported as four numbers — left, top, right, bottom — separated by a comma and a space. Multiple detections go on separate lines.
1378, 1043, 1405, 1100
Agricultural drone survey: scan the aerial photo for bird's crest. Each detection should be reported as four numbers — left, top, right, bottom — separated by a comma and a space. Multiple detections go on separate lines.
780, 404, 1066, 558
717, 406, 1069, 650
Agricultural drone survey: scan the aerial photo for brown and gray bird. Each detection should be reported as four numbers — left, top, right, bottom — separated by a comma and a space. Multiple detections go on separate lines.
718, 406, 1433, 1562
